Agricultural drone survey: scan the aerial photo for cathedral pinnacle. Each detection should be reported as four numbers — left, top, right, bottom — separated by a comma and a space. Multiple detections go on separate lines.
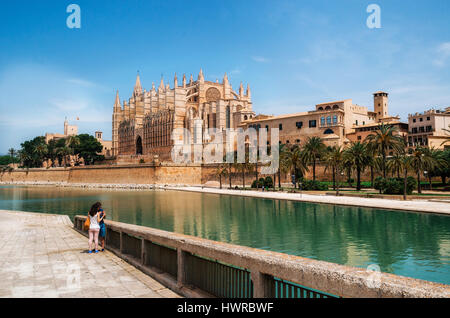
198, 68, 204, 82
114, 90, 121, 109
134, 72, 142, 95
239, 82, 244, 97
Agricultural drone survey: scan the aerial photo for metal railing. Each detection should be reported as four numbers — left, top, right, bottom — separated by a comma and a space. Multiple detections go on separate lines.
184, 253, 253, 298
73, 216, 450, 298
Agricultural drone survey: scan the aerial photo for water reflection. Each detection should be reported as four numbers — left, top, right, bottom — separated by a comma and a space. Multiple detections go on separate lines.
0, 185, 449, 284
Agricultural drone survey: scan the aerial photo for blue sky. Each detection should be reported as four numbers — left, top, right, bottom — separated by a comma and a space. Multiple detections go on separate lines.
0, 0, 449, 154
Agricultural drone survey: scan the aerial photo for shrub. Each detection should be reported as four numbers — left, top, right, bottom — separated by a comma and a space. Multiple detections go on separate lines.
300, 180, 329, 191
251, 179, 265, 188
264, 176, 273, 188
139, 159, 145, 164
374, 177, 417, 195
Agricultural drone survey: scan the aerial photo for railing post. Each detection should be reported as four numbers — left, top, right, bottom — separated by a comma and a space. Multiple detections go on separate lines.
252, 271, 273, 298
141, 238, 145, 264
177, 248, 187, 288
119, 231, 123, 253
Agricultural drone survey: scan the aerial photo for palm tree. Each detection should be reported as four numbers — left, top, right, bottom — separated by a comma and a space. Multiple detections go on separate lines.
234, 151, 252, 189
410, 147, 434, 194
387, 153, 404, 179
302, 137, 326, 181
8, 148, 16, 164
33, 144, 48, 165
214, 164, 228, 189
65, 135, 80, 148
280, 144, 308, 188
65, 136, 80, 165
324, 146, 344, 193
344, 142, 370, 191
57, 146, 72, 168
278, 144, 290, 189
398, 152, 412, 200
423, 148, 446, 190
365, 124, 405, 179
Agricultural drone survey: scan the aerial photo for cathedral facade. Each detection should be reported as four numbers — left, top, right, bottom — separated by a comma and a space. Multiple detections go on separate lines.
112, 70, 255, 161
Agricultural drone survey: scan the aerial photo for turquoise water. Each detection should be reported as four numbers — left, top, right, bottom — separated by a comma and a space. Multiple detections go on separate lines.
0, 185, 449, 285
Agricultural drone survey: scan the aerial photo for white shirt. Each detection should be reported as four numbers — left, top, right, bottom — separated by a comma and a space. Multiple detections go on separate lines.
89, 213, 100, 230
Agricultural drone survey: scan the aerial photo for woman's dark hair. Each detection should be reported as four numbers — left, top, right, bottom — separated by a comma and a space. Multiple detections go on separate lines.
89, 202, 102, 217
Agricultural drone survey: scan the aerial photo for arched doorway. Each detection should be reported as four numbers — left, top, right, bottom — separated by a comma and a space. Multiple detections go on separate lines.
136, 136, 143, 155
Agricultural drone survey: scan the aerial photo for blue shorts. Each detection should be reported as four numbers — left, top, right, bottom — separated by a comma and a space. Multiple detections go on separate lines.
99, 223, 106, 238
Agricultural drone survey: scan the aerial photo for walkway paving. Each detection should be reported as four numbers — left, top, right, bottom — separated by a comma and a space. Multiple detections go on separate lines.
0, 210, 181, 298
167, 187, 450, 215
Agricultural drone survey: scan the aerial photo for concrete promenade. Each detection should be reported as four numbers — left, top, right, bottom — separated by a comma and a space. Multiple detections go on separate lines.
0, 210, 181, 298
167, 186, 450, 215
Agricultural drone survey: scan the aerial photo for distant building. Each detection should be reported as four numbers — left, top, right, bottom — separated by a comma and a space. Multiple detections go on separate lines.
45, 118, 78, 143
408, 107, 450, 149
241, 91, 403, 148
95, 131, 112, 157
45, 119, 113, 159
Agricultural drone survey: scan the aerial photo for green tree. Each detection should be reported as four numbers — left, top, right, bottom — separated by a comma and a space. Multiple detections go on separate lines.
387, 152, 404, 179
280, 144, 308, 188
423, 148, 446, 190
344, 142, 370, 191
365, 124, 405, 179
325, 146, 344, 195
19, 136, 47, 168
302, 137, 326, 182
214, 164, 228, 189
72, 134, 104, 165
399, 153, 413, 200
410, 147, 435, 194
430, 149, 450, 185
57, 146, 72, 168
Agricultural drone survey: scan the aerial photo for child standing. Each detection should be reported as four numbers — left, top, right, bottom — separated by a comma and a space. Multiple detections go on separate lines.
98, 206, 106, 251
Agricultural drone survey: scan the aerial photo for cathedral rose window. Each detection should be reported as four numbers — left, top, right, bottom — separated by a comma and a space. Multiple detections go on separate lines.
206, 87, 221, 102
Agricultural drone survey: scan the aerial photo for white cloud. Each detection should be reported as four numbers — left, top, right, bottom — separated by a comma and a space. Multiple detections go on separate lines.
66, 78, 97, 87
251, 56, 270, 63
433, 42, 450, 67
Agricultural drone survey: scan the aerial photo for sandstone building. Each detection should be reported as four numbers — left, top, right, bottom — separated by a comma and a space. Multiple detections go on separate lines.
112, 71, 255, 161
45, 118, 78, 143
408, 107, 450, 149
241, 91, 402, 147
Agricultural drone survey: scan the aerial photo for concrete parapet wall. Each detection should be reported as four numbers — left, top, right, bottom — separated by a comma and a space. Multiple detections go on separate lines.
74, 215, 450, 298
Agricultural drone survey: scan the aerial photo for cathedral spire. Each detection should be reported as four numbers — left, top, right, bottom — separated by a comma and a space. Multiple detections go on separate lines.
246, 84, 251, 98
198, 68, 204, 83
152, 82, 156, 91
223, 72, 229, 85
134, 72, 142, 95
189, 74, 193, 84
114, 90, 121, 109
159, 76, 164, 90
182, 74, 186, 88
239, 82, 244, 98
174, 73, 178, 88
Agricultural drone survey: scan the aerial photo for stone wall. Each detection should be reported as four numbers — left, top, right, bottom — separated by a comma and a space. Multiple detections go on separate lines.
0, 163, 437, 186
0, 164, 202, 185
0, 168, 69, 183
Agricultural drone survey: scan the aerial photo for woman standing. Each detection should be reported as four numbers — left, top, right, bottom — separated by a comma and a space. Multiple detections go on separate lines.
88, 202, 103, 254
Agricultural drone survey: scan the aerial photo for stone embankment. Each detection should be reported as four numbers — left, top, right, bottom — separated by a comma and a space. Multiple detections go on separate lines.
0, 181, 186, 190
